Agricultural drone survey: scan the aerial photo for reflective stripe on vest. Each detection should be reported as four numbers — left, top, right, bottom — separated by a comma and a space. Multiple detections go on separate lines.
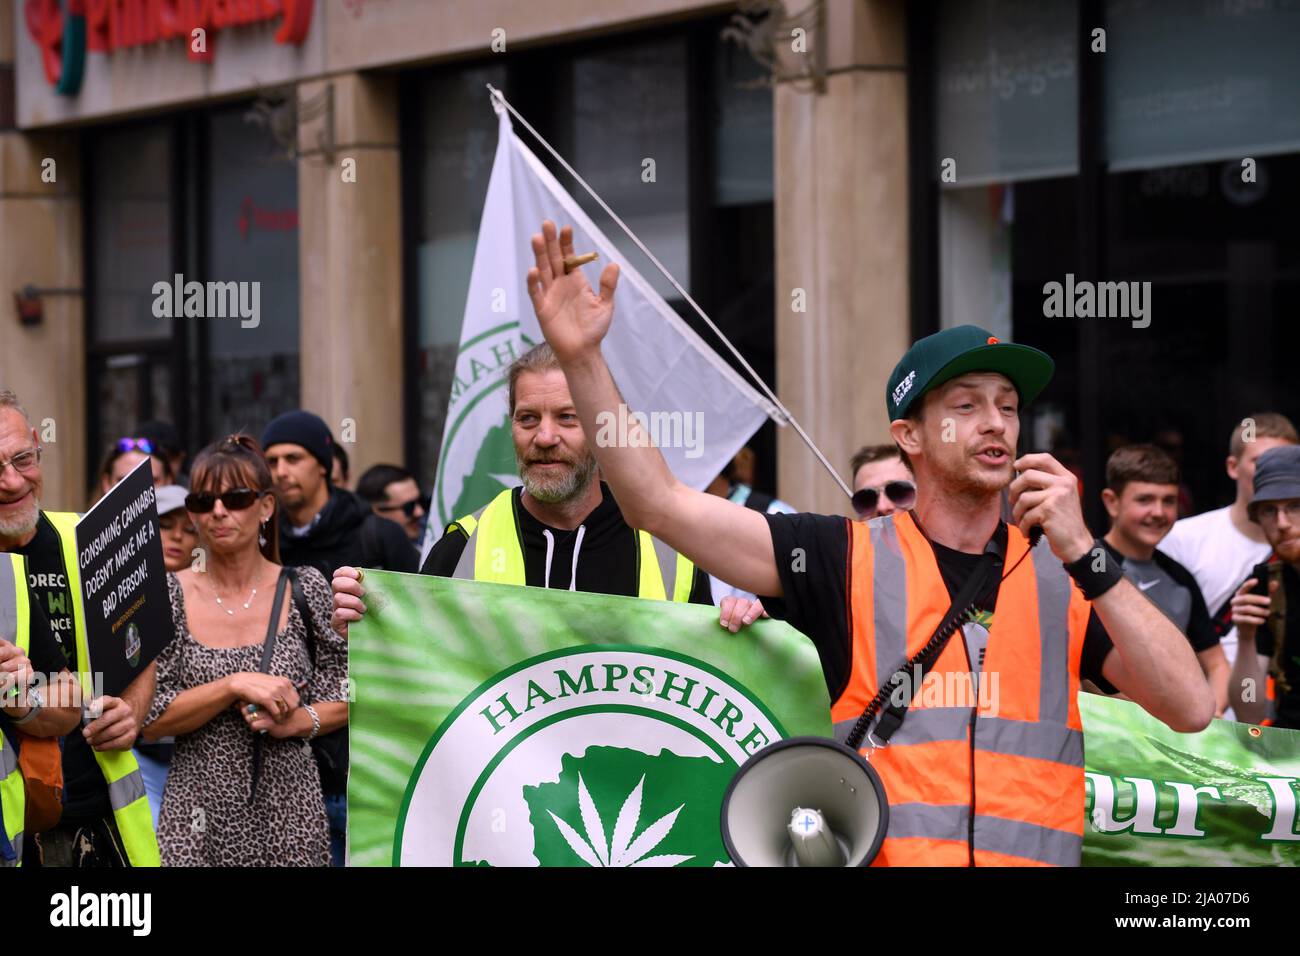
450, 489, 695, 601
0, 733, 22, 867
43, 513, 160, 868
838, 510, 1086, 867
0, 554, 28, 866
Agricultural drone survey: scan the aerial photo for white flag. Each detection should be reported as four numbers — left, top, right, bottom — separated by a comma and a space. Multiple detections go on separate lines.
424, 104, 778, 560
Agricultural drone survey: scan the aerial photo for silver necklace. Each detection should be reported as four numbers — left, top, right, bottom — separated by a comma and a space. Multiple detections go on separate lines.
212, 581, 258, 616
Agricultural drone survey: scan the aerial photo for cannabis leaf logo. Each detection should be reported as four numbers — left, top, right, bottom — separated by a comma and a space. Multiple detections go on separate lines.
546, 773, 694, 867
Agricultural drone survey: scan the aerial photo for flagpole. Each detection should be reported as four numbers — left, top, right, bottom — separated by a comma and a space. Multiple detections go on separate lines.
486, 85, 854, 501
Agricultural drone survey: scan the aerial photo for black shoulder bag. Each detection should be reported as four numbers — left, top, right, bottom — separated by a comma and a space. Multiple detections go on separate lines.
249, 569, 291, 804
842, 539, 1003, 752
286, 567, 348, 791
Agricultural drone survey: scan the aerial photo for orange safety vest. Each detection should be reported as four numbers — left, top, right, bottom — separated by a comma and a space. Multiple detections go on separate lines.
834, 510, 1091, 866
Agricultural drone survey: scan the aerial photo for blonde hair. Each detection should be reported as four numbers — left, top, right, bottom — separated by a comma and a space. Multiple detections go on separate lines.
507, 343, 563, 415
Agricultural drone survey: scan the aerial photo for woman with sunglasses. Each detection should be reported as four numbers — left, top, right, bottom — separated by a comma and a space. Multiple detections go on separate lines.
140, 435, 346, 866
91, 436, 173, 506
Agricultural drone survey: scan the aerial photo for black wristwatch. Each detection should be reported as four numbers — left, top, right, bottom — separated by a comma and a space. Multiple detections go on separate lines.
1063, 539, 1124, 600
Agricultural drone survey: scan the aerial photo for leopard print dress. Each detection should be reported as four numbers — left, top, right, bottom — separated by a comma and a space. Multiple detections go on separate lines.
149, 567, 347, 867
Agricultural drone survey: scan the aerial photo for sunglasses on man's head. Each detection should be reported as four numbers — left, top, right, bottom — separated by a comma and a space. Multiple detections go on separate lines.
116, 437, 155, 455
184, 488, 265, 513
851, 479, 917, 518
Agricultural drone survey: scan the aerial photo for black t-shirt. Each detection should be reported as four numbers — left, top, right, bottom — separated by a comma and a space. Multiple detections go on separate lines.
14, 514, 110, 821
0, 600, 69, 750
1252, 561, 1300, 730
1084, 540, 1219, 694
760, 512, 1113, 700
421, 484, 715, 605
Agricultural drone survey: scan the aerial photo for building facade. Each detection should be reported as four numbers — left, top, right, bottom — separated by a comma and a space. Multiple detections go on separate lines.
2, 0, 1296, 524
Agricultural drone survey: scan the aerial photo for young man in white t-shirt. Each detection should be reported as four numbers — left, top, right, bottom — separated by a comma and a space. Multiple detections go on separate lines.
1160, 413, 1298, 676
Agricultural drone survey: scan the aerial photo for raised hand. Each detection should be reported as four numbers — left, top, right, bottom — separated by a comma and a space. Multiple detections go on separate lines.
526, 220, 620, 363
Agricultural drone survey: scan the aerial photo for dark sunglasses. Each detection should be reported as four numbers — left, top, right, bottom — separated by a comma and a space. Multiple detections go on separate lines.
851, 479, 917, 518
376, 497, 426, 519
185, 487, 265, 513
116, 437, 155, 455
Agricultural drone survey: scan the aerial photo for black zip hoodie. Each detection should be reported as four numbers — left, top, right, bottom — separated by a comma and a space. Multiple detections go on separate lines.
421, 483, 713, 603
278, 486, 418, 580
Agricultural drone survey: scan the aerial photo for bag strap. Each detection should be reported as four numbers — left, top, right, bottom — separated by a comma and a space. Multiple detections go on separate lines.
249, 569, 290, 804
285, 567, 316, 667
843, 543, 1002, 751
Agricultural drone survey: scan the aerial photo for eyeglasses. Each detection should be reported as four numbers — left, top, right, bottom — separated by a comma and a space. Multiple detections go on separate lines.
185, 488, 265, 513
116, 437, 155, 455
0, 447, 41, 476
375, 497, 426, 519
851, 479, 917, 518
1255, 501, 1300, 523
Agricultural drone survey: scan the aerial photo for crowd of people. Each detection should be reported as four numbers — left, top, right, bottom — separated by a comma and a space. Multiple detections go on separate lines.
0, 225, 1297, 868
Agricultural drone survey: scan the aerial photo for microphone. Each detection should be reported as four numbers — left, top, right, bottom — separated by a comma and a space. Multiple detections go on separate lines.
1028, 525, 1044, 549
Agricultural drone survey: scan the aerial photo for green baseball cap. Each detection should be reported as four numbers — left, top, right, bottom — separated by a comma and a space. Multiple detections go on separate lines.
885, 325, 1054, 421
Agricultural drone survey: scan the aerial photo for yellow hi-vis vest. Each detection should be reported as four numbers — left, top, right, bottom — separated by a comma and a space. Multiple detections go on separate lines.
43, 513, 160, 867
450, 489, 696, 602
0, 553, 29, 866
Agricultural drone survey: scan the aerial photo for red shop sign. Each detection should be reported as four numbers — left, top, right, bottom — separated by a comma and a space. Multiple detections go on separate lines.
26, 0, 314, 94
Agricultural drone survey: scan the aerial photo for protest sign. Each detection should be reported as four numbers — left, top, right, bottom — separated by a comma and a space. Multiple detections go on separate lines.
74, 459, 171, 697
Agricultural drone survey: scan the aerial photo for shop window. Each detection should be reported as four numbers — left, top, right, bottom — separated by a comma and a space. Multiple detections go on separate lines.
205, 106, 301, 437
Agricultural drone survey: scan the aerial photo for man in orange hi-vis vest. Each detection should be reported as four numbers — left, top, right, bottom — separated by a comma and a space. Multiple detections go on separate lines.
524, 220, 1214, 867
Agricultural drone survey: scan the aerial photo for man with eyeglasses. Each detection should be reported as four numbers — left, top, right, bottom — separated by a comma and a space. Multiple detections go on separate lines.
1229, 445, 1300, 730
356, 464, 428, 545
849, 444, 916, 519
0, 389, 160, 867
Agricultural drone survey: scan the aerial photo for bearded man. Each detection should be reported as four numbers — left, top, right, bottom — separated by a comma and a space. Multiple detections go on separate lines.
331, 343, 759, 641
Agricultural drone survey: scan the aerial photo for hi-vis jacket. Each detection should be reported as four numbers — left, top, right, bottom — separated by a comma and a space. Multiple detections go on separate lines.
44, 513, 160, 867
449, 488, 696, 602
838, 510, 1090, 866
0, 554, 30, 865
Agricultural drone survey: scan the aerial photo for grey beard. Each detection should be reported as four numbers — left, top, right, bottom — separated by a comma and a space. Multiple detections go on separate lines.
518, 454, 598, 504
0, 497, 39, 539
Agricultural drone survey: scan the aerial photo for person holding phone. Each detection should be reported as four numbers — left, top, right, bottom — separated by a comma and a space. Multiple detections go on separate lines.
1228, 445, 1300, 729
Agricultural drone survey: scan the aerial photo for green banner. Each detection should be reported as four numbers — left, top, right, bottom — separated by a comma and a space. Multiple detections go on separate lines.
1082, 694, 1300, 865
348, 572, 830, 867
349, 572, 1300, 867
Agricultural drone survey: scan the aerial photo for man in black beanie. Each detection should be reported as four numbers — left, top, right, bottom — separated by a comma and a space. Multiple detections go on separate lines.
262, 410, 416, 578
261, 409, 416, 866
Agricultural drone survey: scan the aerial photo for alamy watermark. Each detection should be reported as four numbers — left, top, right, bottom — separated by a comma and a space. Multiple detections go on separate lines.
1042, 273, 1151, 329
151, 273, 260, 329
595, 403, 704, 460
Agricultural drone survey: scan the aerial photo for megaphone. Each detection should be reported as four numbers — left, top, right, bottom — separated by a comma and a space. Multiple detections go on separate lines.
720, 736, 889, 867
